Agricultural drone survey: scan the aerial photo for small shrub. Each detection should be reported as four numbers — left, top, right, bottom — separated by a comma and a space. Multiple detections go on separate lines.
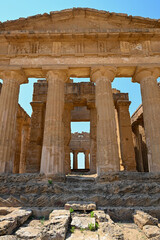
69, 207, 74, 213
48, 179, 53, 185
40, 216, 45, 225
95, 222, 99, 230
88, 223, 95, 231
70, 226, 75, 233
80, 228, 85, 233
90, 211, 94, 218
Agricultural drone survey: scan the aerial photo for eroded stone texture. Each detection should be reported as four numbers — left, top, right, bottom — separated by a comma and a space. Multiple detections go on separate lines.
133, 210, 158, 229
65, 201, 96, 212
0, 209, 32, 236
71, 216, 95, 229
37, 209, 70, 240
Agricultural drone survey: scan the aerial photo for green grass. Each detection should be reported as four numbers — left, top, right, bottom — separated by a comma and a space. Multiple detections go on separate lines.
40, 216, 45, 225
70, 226, 75, 233
69, 207, 74, 213
90, 211, 94, 218
88, 223, 95, 231
48, 179, 53, 185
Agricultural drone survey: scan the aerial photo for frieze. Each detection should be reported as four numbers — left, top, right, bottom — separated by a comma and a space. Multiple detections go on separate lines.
120, 40, 151, 55
2, 39, 157, 57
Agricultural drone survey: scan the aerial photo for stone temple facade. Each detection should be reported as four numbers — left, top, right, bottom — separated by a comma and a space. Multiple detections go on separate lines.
0, 8, 160, 178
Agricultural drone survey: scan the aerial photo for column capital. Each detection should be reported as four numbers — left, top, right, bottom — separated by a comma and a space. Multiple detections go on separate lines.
91, 66, 117, 83
132, 67, 160, 83
30, 101, 45, 110
0, 70, 28, 84
46, 69, 68, 83
116, 100, 131, 109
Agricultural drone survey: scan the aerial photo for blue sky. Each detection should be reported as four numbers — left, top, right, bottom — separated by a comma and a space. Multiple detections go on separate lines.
0, 0, 160, 168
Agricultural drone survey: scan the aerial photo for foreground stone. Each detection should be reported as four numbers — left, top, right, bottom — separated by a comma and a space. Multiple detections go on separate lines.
133, 210, 158, 229
94, 210, 112, 223
71, 216, 95, 229
98, 221, 124, 240
65, 201, 96, 212
0, 209, 32, 235
37, 210, 70, 240
16, 226, 41, 239
143, 225, 160, 238
0, 236, 17, 240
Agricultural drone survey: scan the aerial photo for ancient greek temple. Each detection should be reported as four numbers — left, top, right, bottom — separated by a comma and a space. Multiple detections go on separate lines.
0, 8, 160, 177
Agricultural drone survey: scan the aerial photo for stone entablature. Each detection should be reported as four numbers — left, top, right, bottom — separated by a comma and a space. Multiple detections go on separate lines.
32, 80, 129, 107
70, 132, 90, 152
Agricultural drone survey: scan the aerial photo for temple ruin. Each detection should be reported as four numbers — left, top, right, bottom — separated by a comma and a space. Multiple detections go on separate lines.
0, 8, 160, 238
0, 8, 160, 177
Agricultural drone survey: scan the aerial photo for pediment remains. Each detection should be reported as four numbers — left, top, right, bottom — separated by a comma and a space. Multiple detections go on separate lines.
0, 8, 160, 33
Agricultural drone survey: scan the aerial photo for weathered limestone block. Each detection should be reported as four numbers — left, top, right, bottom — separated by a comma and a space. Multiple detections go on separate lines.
98, 221, 124, 240
0, 236, 17, 240
143, 225, 160, 238
94, 210, 112, 223
37, 209, 70, 240
16, 226, 41, 239
49, 210, 70, 220
65, 201, 96, 211
0, 209, 32, 236
133, 210, 158, 229
71, 216, 95, 229
0, 220, 17, 235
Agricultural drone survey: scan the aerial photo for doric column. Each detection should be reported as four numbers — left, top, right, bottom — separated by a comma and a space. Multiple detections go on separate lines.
63, 104, 73, 175
26, 102, 45, 173
40, 70, 68, 177
91, 67, 120, 175
73, 151, 78, 170
89, 107, 97, 173
116, 100, 136, 171
133, 67, 160, 172
85, 150, 90, 169
19, 123, 30, 173
0, 70, 28, 173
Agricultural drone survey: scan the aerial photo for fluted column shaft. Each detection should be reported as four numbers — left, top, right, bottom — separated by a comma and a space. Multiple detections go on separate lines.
0, 70, 27, 173
19, 123, 30, 173
63, 105, 72, 175
73, 151, 78, 170
89, 107, 97, 173
40, 70, 67, 176
133, 67, 160, 172
85, 150, 90, 169
91, 67, 120, 175
116, 100, 136, 171
26, 102, 45, 173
